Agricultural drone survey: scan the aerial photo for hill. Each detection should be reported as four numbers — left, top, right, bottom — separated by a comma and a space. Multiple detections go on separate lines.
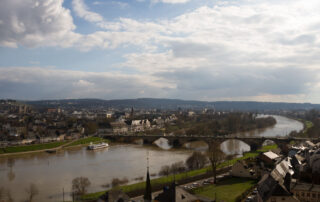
23, 98, 320, 111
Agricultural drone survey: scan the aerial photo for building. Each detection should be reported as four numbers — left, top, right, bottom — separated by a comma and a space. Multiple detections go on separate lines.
154, 182, 201, 202
260, 151, 281, 167
110, 121, 129, 134
231, 160, 257, 179
291, 182, 320, 202
257, 158, 298, 202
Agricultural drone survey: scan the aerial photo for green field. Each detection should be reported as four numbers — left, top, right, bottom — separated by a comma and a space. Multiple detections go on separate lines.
66, 137, 109, 147
0, 141, 70, 154
192, 177, 256, 202
305, 121, 314, 129
83, 145, 276, 200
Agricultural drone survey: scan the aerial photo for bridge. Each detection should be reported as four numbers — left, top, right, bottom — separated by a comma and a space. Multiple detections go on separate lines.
100, 134, 320, 152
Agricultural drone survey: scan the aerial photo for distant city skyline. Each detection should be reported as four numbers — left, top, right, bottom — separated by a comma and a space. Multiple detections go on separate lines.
1, 0, 320, 103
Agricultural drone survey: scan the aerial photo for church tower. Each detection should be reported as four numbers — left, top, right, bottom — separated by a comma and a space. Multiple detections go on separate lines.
144, 152, 152, 202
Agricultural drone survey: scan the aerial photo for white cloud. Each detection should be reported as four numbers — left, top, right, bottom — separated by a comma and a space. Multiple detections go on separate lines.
0, 0, 81, 48
151, 0, 191, 4
72, 0, 103, 23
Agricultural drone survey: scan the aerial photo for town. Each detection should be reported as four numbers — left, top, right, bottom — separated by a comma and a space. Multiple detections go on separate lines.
0, 99, 320, 202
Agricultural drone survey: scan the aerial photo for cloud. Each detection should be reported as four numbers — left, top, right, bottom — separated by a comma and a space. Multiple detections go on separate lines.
0, 67, 173, 100
72, 0, 103, 23
151, 0, 191, 4
154, 66, 320, 102
0, 0, 80, 48
2, 0, 320, 102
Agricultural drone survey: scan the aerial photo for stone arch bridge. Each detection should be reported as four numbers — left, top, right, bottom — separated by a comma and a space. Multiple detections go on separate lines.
100, 134, 319, 152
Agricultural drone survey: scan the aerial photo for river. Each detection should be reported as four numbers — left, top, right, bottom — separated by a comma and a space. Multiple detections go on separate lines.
220, 115, 304, 155
0, 115, 303, 202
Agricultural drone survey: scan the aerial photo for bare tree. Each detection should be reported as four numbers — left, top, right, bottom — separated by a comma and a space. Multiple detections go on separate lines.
186, 152, 208, 170
207, 141, 225, 184
25, 183, 39, 202
170, 161, 185, 174
72, 177, 91, 196
111, 177, 129, 187
158, 165, 171, 177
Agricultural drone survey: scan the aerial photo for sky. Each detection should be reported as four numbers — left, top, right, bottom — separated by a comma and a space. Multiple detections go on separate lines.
0, 0, 320, 103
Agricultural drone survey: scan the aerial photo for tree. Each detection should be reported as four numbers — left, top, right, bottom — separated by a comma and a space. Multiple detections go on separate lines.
185, 152, 208, 170
207, 141, 225, 184
158, 165, 171, 176
85, 122, 98, 135
170, 161, 185, 174
25, 183, 39, 202
72, 177, 91, 196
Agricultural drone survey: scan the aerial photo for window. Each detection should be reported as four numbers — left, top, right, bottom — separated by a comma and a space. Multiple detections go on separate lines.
312, 193, 316, 198
307, 193, 310, 197
271, 198, 276, 202
302, 192, 305, 197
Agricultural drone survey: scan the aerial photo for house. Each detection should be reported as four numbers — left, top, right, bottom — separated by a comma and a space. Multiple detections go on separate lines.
256, 158, 298, 202
106, 112, 113, 118
231, 160, 257, 179
188, 111, 195, 117
98, 189, 130, 202
291, 181, 320, 202
130, 119, 151, 132
110, 121, 128, 134
260, 151, 281, 167
304, 141, 316, 149
154, 183, 201, 202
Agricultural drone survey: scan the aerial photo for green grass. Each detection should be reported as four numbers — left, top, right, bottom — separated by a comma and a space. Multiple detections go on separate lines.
305, 121, 313, 129
0, 141, 70, 154
66, 137, 109, 147
295, 119, 314, 137
83, 144, 276, 200
192, 177, 257, 202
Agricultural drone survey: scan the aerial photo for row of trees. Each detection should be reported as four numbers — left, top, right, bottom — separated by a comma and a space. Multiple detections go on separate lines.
185, 113, 276, 136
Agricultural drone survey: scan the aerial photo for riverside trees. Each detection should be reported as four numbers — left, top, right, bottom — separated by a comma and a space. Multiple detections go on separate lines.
72, 177, 91, 197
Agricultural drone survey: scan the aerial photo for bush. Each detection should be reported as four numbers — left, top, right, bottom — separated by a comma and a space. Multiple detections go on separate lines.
186, 152, 208, 170
111, 177, 129, 187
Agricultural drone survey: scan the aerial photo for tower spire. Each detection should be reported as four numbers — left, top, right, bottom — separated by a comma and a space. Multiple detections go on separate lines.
144, 151, 152, 202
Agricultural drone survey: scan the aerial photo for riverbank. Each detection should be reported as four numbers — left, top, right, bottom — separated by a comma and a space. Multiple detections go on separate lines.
82, 144, 277, 201
0, 140, 72, 156
287, 117, 314, 137
0, 137, 109, 157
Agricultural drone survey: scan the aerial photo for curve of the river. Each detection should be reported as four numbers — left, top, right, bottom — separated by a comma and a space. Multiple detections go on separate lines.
0, 115, 303, 202
220, 115, 304, 155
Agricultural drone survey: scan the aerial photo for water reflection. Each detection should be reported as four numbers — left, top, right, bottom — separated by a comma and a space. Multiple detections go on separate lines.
7, 158, 15, 181
220, 115, 303, 155
220, 140, 250, 156
0, 144, 192, 202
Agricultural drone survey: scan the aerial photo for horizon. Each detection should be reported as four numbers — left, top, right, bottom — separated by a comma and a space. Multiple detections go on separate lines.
4, 97, 319, 105
1, 0, 320, 102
